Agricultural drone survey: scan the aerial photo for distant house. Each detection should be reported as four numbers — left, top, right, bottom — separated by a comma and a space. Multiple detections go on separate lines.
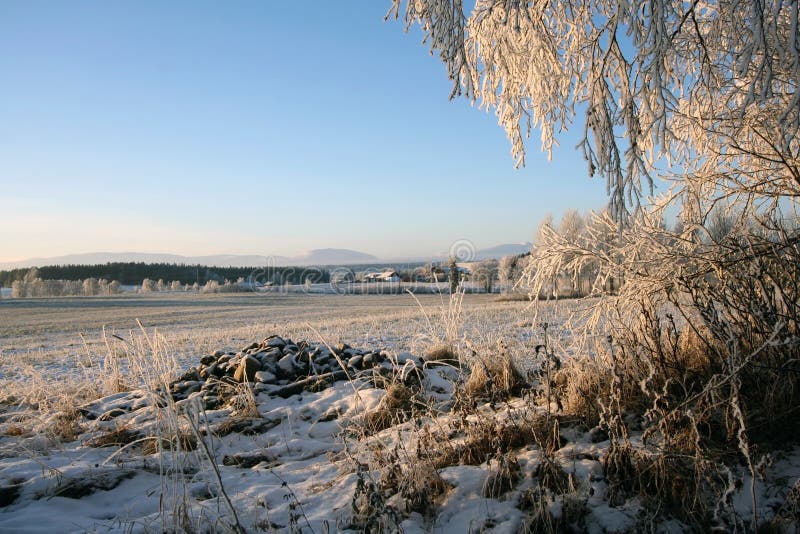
363, 270, 401, 283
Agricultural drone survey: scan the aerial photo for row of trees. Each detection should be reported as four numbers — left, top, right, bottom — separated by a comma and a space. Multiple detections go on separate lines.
0, 262, 333, 287
140, 278, 199, 292
8, 271, 259, 298
10, 269, 122, 298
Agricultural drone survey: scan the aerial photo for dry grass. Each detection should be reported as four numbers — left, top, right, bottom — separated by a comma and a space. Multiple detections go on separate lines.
462, 351, 525, 402
534, 457, 571, 495
482, 453, 521, 498
423, 344, 459, 362
3, 425, 27, 437
423, 415, 536, 469
88, 426, 141, 448
519, 488, 589, 534
52, 408, 83, 442
221, 381, 260, 418
385, 461, 450, 517
140, 433, 198, 456
554, 361, 610, 428
363, 383, 418, 434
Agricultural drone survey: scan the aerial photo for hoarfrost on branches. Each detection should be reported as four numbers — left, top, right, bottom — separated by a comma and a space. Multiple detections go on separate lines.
389, 0, 800, 220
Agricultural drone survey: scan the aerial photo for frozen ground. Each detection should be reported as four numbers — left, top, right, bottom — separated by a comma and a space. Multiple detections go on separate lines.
0, 293, 796, 532
0, 293, 565, 382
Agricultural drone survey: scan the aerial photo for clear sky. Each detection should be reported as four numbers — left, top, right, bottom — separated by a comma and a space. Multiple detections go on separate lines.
0, 1, 611, 262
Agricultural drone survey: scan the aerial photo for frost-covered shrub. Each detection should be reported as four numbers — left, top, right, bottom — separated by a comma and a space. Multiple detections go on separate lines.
526, 207, 800, 448
200, 280, 220, 293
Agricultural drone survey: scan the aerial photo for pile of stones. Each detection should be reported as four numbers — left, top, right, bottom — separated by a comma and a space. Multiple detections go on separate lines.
169, 335, 426, 405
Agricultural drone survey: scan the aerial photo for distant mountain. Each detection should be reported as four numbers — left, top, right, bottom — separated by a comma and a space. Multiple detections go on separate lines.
0, 249, 381, 270
0, 243, 529, 271
292, 248, 379, 265
477, 242, 532, 259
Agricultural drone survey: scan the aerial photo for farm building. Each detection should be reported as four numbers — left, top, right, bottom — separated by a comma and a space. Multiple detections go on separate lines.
362, 270, 401, 283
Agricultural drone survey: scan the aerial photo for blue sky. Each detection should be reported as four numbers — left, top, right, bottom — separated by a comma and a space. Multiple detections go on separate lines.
0, 1, 611, 262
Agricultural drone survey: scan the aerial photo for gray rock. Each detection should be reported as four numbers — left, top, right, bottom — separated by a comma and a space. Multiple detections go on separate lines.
277, 353, 297, 375
262, 348, 282, 363
241, 342, 260, 353
265, 336, 286, 348
253, 383, 273, 394
171, 380, 203, 396
200, 363, 221, 379
175, 368, 201, 383
251, 351, 268, 363
254, 370, 277, 384
200, 354, 217, 366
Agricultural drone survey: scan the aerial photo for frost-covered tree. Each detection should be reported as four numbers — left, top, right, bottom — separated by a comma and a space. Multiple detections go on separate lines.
394, 1, 800, 508
82, 277, 99, 296
201, 280, 220, 293
390, 0, 800, 221
141, 278, 156, 293
11, 280, 23, 298
497, 255, 516, 291
65, 280, 82, 295
533, 213, 553, 248
706, 205, 738, 243
472, 259, 498, 293
558, 209, 589, 294
559, 210, 584, 242
108, 280, 121, 295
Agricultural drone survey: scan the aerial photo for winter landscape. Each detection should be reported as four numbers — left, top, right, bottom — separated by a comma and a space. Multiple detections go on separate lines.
3, 1, 800, 533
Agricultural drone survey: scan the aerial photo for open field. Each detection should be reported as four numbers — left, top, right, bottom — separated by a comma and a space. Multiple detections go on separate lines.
0, 292, 557, 382
0, 293, 464, 339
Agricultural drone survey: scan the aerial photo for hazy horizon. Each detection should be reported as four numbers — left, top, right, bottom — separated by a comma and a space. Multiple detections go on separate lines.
0, 240, 536, 269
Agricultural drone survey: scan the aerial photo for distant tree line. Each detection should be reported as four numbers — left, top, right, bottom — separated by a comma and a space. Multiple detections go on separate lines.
10, 269, 122, 298
0, 262, 331, 287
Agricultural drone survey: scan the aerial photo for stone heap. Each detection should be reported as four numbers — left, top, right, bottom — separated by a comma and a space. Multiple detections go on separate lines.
168, 335, 426, 406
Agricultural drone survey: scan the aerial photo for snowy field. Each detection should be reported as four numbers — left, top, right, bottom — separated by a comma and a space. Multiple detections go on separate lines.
0, 293, 797, 532
0, 292, 547, 381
